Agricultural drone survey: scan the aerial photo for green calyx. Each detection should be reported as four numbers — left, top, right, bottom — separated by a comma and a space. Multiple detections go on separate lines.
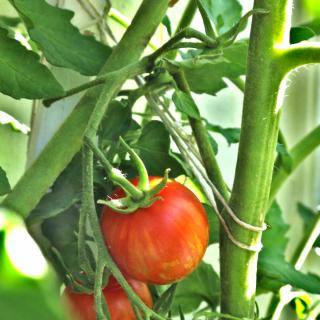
86, 136, 170, 214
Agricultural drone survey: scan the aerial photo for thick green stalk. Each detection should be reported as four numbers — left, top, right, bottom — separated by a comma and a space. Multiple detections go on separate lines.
2, 0, 169, 218
219, 1, 292, 318
269, 125, 320, 204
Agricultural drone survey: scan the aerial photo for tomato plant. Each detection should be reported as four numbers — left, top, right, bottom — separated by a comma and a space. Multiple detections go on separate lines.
1, 0, 320, 320
65, 276, 153, 320
101, 177, 209, 284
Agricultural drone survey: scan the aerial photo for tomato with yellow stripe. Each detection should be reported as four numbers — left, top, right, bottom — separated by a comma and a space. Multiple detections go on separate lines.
101, 177, 208, 284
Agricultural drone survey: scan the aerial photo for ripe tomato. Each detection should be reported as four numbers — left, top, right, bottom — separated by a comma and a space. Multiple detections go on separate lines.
65, 276, 153, 320
101, 177, 208, 284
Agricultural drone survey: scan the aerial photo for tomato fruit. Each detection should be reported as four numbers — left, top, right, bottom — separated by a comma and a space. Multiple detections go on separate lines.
101, 177, 208, 284
65, 276, 153, 320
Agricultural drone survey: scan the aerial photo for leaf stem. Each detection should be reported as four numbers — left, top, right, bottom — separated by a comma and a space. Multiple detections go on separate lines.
277, 43, 320, 75
43, 76, 106, 107
269, 125, 320, 205
149, 27, 218, 61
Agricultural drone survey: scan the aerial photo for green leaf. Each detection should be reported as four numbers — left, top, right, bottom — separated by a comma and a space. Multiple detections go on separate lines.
0, 27, 64, 99
162, 15, 172, 36
180, 40, 248, 95
262, 202, 289, 257
290, 27, 316, 44
206, 123, 240, 145
297, 203, 320, 247
290, 19, 320, 43
0, 15, 21, 28
134, 121, 185, 177
171, 261, 220, 315
0, 111, 30, 134
258, 255, 320, 294
203, 204, 219, 244
26, 154, 105, 284
9, 0, 112, 76
27, 155, 82, 225
0, 167, 11, 196
154, 284, 177, 316
198, 0, 242, 34
276, 143, 293, 174
172, 90, 201, 119
99, 100, 132, 143
258, 202, 320, 294
208, 135, 218, 155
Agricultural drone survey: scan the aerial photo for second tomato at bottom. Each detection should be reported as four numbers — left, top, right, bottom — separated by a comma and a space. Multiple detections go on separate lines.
64, 276, 153, 320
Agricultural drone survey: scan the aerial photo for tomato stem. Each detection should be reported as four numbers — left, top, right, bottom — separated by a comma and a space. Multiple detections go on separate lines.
85, 136, 144, 201
119, 137, 150, 191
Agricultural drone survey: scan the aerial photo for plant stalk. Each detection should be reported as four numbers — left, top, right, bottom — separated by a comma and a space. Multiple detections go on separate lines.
219, 1, 292, 318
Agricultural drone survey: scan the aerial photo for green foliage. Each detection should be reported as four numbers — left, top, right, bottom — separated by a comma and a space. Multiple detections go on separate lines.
0, 27, 64, 99
297, 202, 320, 247
9, 0, 112, 76
172, 90, 201, 119
178, 40, 248, 95
290, 19, 320, 43
26, 155, 83, 283
162, 15, 172, 36
258, 202, 320, 294
171, 261, 220, 315
206, 123, 240, 145
198, 0, 242, 34
153, 283, 177, 316
99, 100, 133, 143
26, 154, 107, 286
0, 167, 11, 196
134, 121, 185, 177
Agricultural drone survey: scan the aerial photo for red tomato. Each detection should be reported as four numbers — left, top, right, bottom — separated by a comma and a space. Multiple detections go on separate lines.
65, 276, 153, 320
101, 177, 208, 284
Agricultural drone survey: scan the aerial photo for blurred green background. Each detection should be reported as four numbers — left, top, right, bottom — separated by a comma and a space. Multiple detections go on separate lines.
0, 0, 319, 319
